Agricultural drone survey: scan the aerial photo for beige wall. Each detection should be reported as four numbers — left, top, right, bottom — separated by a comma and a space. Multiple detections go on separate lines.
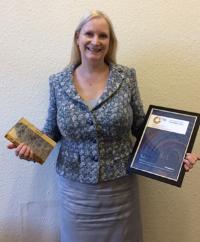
0, 1, 199, 242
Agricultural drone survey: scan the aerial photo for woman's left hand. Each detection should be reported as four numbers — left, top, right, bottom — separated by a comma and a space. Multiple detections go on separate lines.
183, 153, 200, 171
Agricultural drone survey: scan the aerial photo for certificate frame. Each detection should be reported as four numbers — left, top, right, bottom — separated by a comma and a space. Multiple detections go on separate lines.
129, 105, 200, 187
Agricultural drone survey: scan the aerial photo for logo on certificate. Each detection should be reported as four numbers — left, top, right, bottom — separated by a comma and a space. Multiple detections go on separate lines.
153, 116, 161, 124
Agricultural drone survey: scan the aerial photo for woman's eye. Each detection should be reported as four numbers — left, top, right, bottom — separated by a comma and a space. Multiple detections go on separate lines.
85, 32, 93, 37
99, 33, 108, 39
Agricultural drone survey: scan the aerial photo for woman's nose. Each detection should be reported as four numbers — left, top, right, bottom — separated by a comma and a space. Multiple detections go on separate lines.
91, 35, 99, 44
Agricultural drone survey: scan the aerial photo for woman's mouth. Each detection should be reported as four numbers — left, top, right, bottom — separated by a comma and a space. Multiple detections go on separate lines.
86, 46, 102, 53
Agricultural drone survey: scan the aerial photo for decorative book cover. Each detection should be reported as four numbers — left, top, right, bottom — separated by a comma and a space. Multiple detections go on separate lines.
5, 118, 56, 164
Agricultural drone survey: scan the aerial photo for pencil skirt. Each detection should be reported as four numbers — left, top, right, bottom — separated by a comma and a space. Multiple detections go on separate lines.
57, 174, 143, 242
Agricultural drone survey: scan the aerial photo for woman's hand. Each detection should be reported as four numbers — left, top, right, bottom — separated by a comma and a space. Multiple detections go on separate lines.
183, 153, 200, 172
7, 143, 35, 162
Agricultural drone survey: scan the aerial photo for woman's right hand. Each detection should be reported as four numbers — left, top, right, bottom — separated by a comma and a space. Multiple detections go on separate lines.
7, 143, 35, 162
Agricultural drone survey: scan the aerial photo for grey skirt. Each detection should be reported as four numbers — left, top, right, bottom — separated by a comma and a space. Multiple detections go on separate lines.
57, 174, 143, 242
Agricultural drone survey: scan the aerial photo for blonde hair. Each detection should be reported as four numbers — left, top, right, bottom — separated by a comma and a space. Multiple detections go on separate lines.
69, 10, 117, 65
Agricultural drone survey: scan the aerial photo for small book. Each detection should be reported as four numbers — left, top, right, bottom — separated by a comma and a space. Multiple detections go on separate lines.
5, 118, 56, 164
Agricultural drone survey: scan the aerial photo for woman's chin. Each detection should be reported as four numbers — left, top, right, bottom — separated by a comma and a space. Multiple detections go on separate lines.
85, 51, 105, 60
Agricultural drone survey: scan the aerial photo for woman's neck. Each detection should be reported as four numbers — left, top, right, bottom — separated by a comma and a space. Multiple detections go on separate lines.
78, 60, 108, 74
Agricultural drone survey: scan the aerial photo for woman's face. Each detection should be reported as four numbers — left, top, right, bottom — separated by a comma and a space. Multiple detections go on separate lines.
76, 17, 110, 64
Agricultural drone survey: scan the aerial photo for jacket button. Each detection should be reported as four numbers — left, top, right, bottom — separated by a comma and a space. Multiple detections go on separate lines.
93, 155, 98, 162
88, 119, 93, 125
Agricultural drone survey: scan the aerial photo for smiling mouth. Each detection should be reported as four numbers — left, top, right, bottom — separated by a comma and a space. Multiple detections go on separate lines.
86, 46, 103, 53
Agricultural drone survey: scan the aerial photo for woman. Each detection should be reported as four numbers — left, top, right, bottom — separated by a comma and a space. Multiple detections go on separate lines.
8, 10, 199, 242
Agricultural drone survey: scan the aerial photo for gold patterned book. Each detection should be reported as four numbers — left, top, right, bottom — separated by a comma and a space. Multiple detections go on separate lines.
5, 118, 56, 164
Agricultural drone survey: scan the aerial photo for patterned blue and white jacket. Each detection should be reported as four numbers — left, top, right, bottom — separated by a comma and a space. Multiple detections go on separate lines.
43, 63, 145, 183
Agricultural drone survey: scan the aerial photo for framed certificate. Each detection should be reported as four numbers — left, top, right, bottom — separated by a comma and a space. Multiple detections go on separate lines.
129, 105, 200, 187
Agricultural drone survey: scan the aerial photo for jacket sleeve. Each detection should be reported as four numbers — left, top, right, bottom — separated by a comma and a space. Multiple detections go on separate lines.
129, 68, 145, 138
42, 75, 61, 142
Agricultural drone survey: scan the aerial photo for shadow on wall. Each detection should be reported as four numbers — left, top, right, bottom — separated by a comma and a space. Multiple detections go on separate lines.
135, 45, 200, 242
20, 201, 60, 242
2, 144, 61, 242
0, 203, 60, 242
132, 44, 199, 111
0, 216, 59, 242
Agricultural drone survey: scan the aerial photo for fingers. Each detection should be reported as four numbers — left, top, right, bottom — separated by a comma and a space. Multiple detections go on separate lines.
183, 153, 199, 172
183, 159, 193, 172
7, 142, 35, 162
24, 146, 31, 159
15, 143, 24, 156
15, 143, 34, 161
24, 146, 34, 161
18, 144, 30, 159
186, 153, 199, 161
7, 143, 17, 149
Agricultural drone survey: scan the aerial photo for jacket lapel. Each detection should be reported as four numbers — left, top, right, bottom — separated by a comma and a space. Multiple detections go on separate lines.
96, 63, 125, 107
58, 63, 125, 107
59, 65, 83, 102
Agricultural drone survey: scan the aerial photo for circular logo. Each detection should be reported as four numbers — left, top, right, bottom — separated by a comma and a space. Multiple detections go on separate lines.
153, 116, 161, 124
